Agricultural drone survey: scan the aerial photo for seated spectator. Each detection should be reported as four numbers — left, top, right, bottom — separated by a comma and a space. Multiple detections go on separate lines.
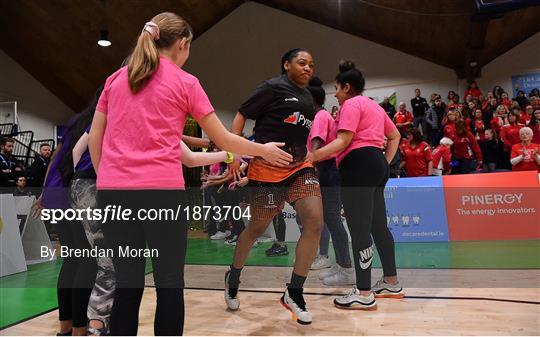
451, 120, 483, 174
479, 129, 499, 172
464, 81, 482, 99
520, 105, 534, 125
510, 127, 540, 171
431, 137, 453, 176
426, 96, 446, 146
380, 96, 396, 119
400, 128, 432, 177
28, 143, 52, 187
13, 176, 32, 196
0, 137, 25, 187
393, 102, 413, 138
443, 110, 458, 139
472, 109, 486, 141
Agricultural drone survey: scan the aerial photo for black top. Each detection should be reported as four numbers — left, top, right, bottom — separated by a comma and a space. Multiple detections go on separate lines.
479, 139, 499, 164
410, 96, 429, 118
28, 155, 49, 187
238, 75, 315, 162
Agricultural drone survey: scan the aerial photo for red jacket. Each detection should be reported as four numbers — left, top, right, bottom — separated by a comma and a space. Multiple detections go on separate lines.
443, 121, 457, 139
532, 124, 540, 144
432, 145, 452, 173
520, 112, 532, 125
401, 141, 432, 177
393, 110, 413, 134
452, 132, 483, 161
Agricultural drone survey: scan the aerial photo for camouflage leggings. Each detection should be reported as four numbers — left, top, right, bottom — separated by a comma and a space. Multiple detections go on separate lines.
70, 178, 115, 335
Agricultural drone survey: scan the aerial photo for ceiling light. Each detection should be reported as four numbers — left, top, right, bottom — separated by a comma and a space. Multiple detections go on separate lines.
98, 29, 111, 47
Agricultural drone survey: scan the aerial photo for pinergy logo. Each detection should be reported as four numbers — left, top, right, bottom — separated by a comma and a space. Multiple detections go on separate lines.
283, 112, 313, 129
359, 245, 374, 270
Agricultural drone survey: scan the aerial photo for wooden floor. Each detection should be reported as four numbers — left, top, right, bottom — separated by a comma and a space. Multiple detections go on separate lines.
2, 265, 539, 336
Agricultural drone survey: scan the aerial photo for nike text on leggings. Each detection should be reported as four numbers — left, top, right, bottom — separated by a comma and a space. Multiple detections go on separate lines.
338, 147, 397, 290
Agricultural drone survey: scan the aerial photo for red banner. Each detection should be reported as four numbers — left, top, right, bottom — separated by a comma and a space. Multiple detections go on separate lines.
443, 171, 540, 241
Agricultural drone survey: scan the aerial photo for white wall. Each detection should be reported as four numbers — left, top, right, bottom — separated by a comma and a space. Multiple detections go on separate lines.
0, 49, 73, 140
472, 31, 540, 97
185, 1, 458, 131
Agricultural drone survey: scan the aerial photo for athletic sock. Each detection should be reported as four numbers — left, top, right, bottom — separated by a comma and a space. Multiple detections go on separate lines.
288, 272, 306, 288
228, 265, 242, 297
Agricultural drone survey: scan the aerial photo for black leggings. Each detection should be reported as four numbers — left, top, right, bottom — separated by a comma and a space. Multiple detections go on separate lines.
98, 190, 187, 336
339, 147, 397, 290
55, 218, 97, 327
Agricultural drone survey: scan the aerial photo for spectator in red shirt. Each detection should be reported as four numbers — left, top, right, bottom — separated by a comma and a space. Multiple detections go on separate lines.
520, 105, 534, 125
448, 95, 461, 112
530, 109, 540, 144
510, 127, 540, 171
443, 110, 458, 139
464, 81, 482, 99
431, 137, 453, 176
472, 109, 486, 141
500, 110, 524, 152
400, 128, 432, 177
451, 120, 483, 174
393, 102, 413, 138
500, 92, 513, 108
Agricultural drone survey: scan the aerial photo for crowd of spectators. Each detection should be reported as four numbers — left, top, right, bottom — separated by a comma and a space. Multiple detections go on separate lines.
0, 137, 52, 193
381, 83, 540, 176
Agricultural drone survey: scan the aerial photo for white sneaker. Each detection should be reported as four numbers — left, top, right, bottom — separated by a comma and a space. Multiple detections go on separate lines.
372, 278, 404, 298
310, 255, 331, 270
224, 270, 240, 311
318, 264, 339, 280
211, 230, 230, 240
280, 288, 312, 325
256, 236, 274, 243
322, 266, 355, 286
333, 288, 377, 310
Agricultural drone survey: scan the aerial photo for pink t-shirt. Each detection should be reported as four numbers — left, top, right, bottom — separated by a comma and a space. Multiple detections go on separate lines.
96, 56, 213, 189
335, 95, 397, 165
307, 109, 337, 161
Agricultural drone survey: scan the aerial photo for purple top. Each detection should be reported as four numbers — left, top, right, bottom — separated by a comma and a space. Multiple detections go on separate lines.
74, 126, 93, 173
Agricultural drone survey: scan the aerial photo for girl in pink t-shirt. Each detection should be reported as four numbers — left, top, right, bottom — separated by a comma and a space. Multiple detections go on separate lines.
87, 12, 291, 336
308, 60, 403, 310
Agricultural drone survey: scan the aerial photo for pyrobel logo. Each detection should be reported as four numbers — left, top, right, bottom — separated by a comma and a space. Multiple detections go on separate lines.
461, 193, 523, 206
283, 112, 313, 129
284, 97, 299, 102
359, 245, 374, 270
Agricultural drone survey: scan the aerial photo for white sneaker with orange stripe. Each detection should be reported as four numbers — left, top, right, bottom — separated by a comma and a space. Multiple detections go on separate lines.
372, 278, 404, 298
280, 288, 312, 325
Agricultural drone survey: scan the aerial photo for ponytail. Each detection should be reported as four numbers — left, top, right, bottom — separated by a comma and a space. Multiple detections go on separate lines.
128, 31, 160, 93
127, 12, 193, 94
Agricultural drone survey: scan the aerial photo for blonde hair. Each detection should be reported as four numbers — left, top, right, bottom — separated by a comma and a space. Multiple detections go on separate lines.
440, 137, 454, 146
128, 12, 193, 93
